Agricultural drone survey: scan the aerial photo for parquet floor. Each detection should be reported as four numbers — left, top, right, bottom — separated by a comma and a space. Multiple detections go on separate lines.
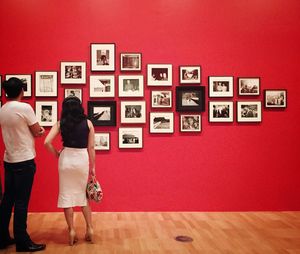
1, 212, 300, 253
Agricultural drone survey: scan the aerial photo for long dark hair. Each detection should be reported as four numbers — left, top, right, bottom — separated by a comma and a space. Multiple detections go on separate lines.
60, 97, 86, 138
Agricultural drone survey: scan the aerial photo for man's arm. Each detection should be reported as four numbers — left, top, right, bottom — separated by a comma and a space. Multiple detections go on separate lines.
29, 122, 45, 137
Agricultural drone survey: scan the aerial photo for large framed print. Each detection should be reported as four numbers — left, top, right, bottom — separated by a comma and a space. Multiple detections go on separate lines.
120, 101, 146, 124
209, 101, 234, 123
118, 75, 144, 97
119, 127, 143, 149
5, 74, 32, 97
90, 75, 115, 98
237, 101, 262, 122
95, 132, 110, 151
60, 61, 86, 84
88, 101, 116, 126
264, 89, 287, 108
35, 71, 58, 97
120, 53, 142, 71
176, 86, 205, 112
90, 43, 115, 71
149, 112, 174, 134
238, 77, 260, 96
35, 101, 58, 127
180, 114, 202, 132
64, 88, 82, 101
209, 76, 233, 98
179, 66, 201, 84
147, 64, 172, 86
151, 90, 172, 108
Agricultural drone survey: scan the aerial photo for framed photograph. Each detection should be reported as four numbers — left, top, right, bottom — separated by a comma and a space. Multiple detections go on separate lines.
147, 64, 172, 86
208, 76, 233, 98
264, 89, 287, 108
90, 43, 115, 71
238, 77, 260, 96
95, 132, 110, 151
237, 101, 262, 122
118, 75, 144, 97
87, 101, 116, 126
209, 101, 234, 123
5, 74, 32, 97
35, 101, 58, 127
64, 88, 82, 101
120, 53, 142, 71
176, 86, 205, 112
151, 90, 172, 108
60, 61, 86, 84
90, 75, 115, 98
180, 114, 202, 132
35, 71, 58, 97
120, 101, 146, 124
119, 127, 143, 149
179, 66, 201, 84
149, 112, 174, 133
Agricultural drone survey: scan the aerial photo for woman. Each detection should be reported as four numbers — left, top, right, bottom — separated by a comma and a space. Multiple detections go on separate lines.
44, 97, 95, 245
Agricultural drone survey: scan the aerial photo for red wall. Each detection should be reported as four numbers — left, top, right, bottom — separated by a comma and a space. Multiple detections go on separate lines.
1, 0, 300, 212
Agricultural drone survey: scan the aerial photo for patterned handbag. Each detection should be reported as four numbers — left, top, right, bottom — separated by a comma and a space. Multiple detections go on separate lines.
86, 176, 103, 202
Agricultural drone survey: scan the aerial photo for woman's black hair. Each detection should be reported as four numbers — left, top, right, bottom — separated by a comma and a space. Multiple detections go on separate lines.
2, 77, 24, 98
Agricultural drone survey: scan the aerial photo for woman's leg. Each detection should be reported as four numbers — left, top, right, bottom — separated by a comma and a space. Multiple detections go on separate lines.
81, 204, 94, 242
63, 208, 77, 245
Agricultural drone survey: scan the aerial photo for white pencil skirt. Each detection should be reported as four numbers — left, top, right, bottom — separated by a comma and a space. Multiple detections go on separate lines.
58, 147, 89, 208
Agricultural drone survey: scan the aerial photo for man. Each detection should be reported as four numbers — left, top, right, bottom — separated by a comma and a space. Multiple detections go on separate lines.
0, 78, 46, 252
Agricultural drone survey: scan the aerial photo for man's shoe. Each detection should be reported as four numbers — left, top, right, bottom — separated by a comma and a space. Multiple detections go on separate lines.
16, 241, 46, 252
0, 237, 16, 249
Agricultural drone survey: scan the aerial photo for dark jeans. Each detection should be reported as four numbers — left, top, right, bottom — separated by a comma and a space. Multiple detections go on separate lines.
0, 159, 36, 244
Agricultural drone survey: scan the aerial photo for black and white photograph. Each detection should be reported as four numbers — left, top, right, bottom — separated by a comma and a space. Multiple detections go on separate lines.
120, 101, 146, 124
88, 101, 116, 126
237, 101, 262, 122
147, 64, 172, 86
6, 74, 32, 97
91, 43, 115, 71
209, 76, 233, 98
209, 101, 234, 122
120, 53, 142, 71
238, 77, 260, 96
35, 101, 57, 127
95, 132, 110, 151
151, 90, 172, 108
149, 112, 174, 133
118, 75, 144, 97
180, 114, 202, 132
176, 86, 205, 112
179, 66, 201, 84
118, 127, 143, 149
90, 75, 115, 98
64, 88, 82, 101
35, 71, 57, 97
264, 89, 287, 108
61, 62, 86, 84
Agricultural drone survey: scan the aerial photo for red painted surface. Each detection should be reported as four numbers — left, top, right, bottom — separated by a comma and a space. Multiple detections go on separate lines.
0, 0, 300, 212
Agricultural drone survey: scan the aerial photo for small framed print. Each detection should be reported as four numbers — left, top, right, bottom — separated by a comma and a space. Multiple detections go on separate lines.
179, 66, 201, 84
119, 127, 143, 149
149, 112, 174, 134
238, 77, 260, 96
180, 114, 202, 132
237, 101, 262, 123
147, 64, 172, 86
87, 101, 116, 126
35, 101, 58, 127
118, 75, 144, 97
264, 89, 287, 108
95, 132, 110, 151
176, 86, 205, 112
64, 88, 82, 101
35, 71, 58, 97
208, 76, 233, 98
120, 53, 142, 71
90, 43, 115, 71
5, 74, 32, 97
209, 101, 234, 123
90, 75, 115, 98
151, 90, 172, 108
60, 61, 86, 84
120, 101, 146, 124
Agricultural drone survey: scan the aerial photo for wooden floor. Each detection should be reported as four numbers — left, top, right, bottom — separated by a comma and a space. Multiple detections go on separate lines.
1, 212, 300, 253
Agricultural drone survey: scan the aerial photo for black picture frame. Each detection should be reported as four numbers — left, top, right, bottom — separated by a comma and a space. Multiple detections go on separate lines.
264, 89, 287, 109
120, 53, 142, 71
176, 86, 205, 112
87, 101, 116, 126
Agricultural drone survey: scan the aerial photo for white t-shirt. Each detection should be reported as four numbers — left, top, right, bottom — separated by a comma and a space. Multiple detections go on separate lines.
0, 101, 37, 163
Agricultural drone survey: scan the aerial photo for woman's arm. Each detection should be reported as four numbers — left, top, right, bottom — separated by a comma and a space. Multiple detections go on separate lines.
44, 121, 61, 158
87, 119, 96, 176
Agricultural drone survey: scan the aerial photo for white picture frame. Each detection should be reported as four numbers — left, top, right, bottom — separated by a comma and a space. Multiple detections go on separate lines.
208, 76, 234, 98
60, 61, 86, 84
237, 101, 262, 122
147, 64, 172, 86
64, 88, 82, 101
95, 132, 110, 151
91, 43, 115, 71
179, 66, 201, 84
120, 53, 142, 71
209, 101, 234, 123
35, 71, 58, 97
89, 75, 115, 98
118, 127, 143, 149
5, 74, 32, 97
149, 112, 174, 133
35, 101, 58, 127
118, 75, 144, 97
120, 101, 146, 124
180, 114, 202, 132
151, 90, 172, 108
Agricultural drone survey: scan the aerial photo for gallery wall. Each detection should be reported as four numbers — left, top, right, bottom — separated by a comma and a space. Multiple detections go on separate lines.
0, 0, 300, 212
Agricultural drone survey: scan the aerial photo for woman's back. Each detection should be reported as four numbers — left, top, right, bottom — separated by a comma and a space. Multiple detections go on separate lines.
62, 119, 89, 148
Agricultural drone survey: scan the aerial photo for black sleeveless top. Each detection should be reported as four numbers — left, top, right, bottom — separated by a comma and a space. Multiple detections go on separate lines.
62, 119, 89, 148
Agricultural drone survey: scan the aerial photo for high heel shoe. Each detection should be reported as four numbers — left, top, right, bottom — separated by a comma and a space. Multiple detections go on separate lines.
69, 229, 78, 246
85, 227, 94, 243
